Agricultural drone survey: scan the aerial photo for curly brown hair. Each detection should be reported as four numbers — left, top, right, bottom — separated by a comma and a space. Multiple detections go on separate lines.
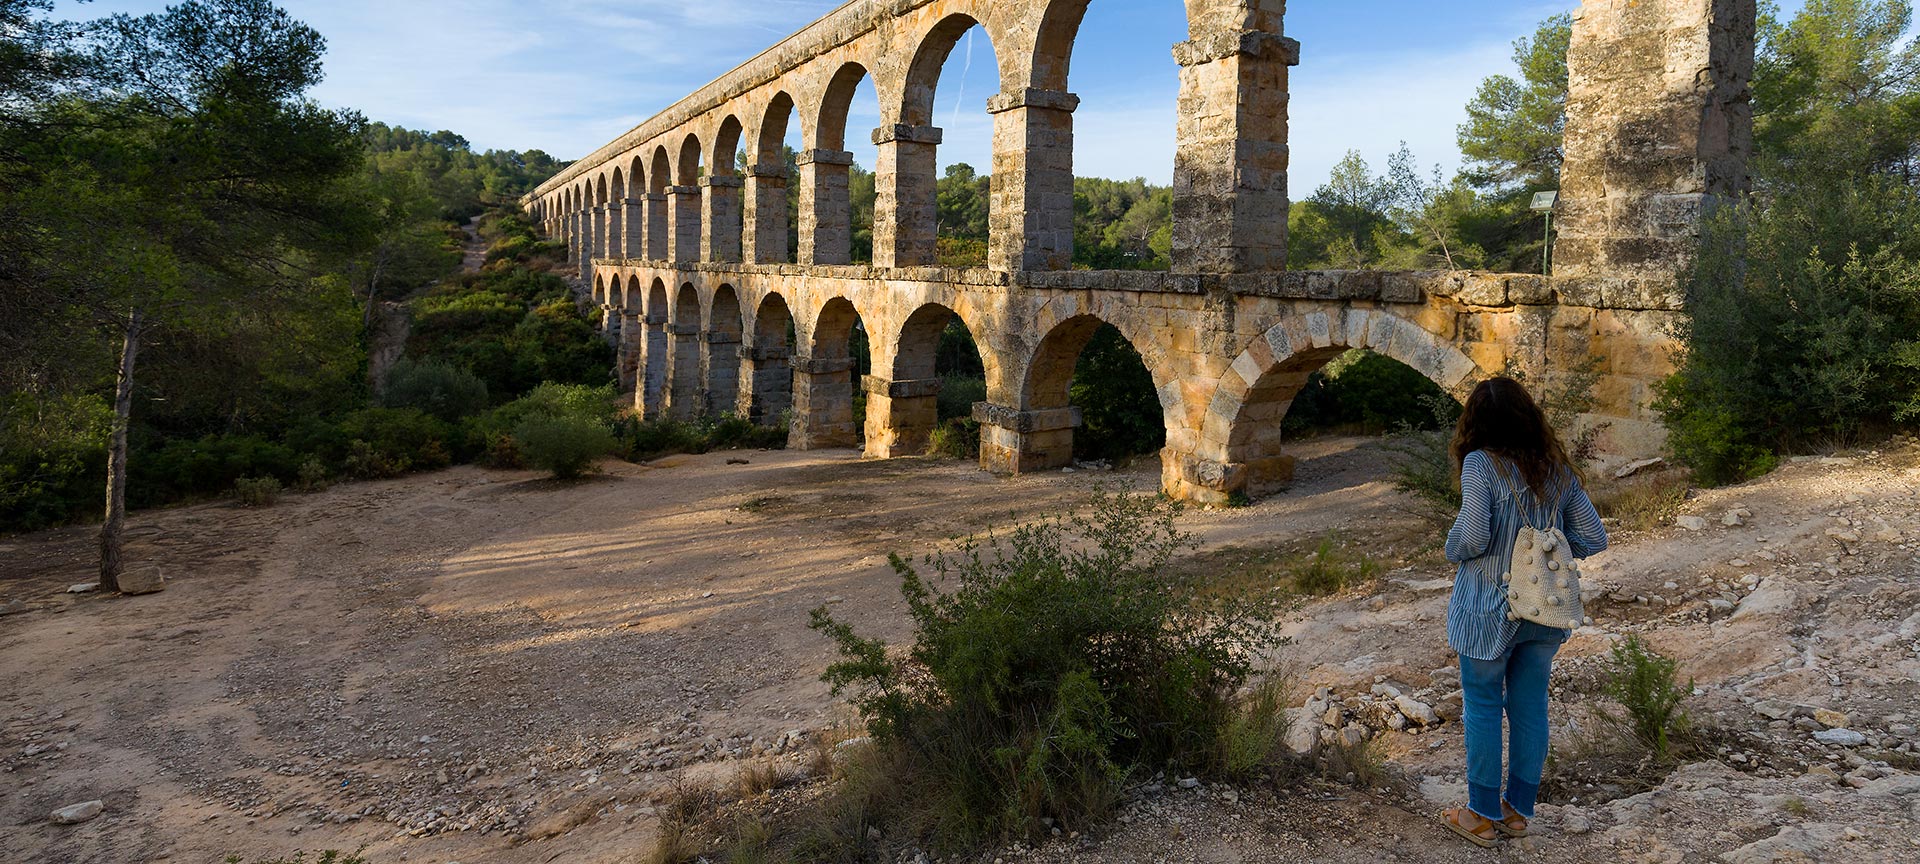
1450, 376, 1574, 498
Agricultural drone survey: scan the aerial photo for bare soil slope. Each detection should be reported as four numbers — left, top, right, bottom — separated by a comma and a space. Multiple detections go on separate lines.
2, 439, 1916, 864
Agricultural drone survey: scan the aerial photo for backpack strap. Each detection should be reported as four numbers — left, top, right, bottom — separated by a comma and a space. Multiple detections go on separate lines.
1489, 455, 1556, 532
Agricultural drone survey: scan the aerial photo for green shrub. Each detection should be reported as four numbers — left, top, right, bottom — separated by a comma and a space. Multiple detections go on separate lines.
296, 457, 330, 492
0, 392, 112, 532
1383, 394, 1464, 521
514, 416, 615, 479
927, 418, 980, 460
808, 493, 1285, 847
936, 373, 986, 422
233, 476, 282, 507
617, 414, 787, 461
1069, 325, 1165, 462
1285, 350, 1456, 436
333, 408, 452, 479
1286, 535, 1380, 596
1600, 635, 1695, 762
380, 359, 490, 422
132, 434, 300, 508
1658, 170, 1920, 484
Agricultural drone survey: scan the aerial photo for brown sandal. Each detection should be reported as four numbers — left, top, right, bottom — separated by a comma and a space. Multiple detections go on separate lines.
1492, 801, 1529, 837
1442, 807, 1500, 848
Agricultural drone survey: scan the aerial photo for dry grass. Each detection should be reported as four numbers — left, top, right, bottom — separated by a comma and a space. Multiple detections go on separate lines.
731, 761, 787, 800
1590, 468, 1692, 532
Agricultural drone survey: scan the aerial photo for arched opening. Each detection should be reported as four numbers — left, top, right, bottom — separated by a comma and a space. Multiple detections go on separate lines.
709, 116, 746, 262
640, 279, 671, 417
897, 15, 1000, 268
648, 146, 672, 260
619, 275, 644, 389
672, 134, 705, 262
1205, 313, 1476, 501
748, 293, 796, 425
624, 154, 646, 260
1026, 315, 1166, 467
795, 296, 871, 448
707, 284, 745, 415
609, 167, 627, 258
889, 303, 985, 458
1032, 0, 1186, 271
810, 63, 880, 265
668, 282, 704, 419
753, 92, 804, 264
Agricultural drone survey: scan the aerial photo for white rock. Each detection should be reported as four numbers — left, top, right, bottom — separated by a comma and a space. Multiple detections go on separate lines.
1813, 728, 1866, 747
51, 800, 103, 825
1676, 515, 1708, 531
1394, 695, 1439, 726
1613, 457, 1666, 479
1732, 578, 1803, 622
1723, 511, 1746, 527
67, 583, 98, 594
1283, 707, 1317, 755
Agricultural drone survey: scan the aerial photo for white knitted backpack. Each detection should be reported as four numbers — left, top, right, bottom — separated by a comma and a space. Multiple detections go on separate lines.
1499, 466, 1585, 629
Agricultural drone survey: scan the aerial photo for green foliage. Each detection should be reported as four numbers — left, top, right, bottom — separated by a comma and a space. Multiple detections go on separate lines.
1286, 535, 1381, 596
936, 374, 987, 423
0, 392, 112, 532
1073, 177, 1172, 270
1753, 0, 1920, 177
363, 121, 564, 222
232, 475, 282, 507
1600, 635, 1695, 762
1458, 13, 1570, 193
936, 162, 990, 242
809, 493, 1285, 847
1069, 325, 1164, 462
1383, 395, 1466, 522
1658, 174, 1920, 484
514, 415, 615, 480
132, 434, 300, 507
380, 359, 489, 422
1284, 350, 1456, 436
618, 415, 788, 461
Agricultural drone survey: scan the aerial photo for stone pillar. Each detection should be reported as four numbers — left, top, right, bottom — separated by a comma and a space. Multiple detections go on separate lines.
862, 376, 943, 458
872, 125, 942, 269
665, 322, 704, 420
582, 207, 603, 281
600, 303, 618, 342
703, 332, 743, 417
701, 176, 745, 263
639, 313, 669, 419
797, 149, 854, 266
974, 403, 1081, 473
668, 185, 702, 263
738, 343, 793, 425
643, 193, 669, 261
1169, 28, 1300, 274
622, 198, 646, 261
1555, 0, 1755, 301
744, 162, 790, 264
789, 356, 858, 449
987, 90, 1078, 272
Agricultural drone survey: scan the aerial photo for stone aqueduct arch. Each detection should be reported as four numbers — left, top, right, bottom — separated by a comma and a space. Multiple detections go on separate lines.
528, 0, 1757, 505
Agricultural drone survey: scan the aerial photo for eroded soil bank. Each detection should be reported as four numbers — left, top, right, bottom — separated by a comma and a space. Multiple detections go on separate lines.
3, 439, 1917, 863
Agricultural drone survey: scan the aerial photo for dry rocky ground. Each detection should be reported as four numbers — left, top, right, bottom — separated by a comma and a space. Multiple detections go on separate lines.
2, 437, 1918, 864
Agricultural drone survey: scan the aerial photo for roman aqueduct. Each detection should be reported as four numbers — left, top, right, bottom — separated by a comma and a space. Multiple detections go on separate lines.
523, 0, 1755, 504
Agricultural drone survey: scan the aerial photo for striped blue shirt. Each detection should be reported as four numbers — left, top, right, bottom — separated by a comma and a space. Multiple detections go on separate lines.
1444, 449, 1609, 661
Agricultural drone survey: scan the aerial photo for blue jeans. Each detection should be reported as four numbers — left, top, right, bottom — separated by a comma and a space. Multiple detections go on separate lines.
1459, 622, 1564, 822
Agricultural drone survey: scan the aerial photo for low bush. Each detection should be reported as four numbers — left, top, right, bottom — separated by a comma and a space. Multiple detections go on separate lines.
0, 393, 113, 532
514, 416, 615, 479
296, 457, 331, 492
1601, 635, 1695, 762
1286, 535, 1381, 596
380, 359, 489, 422
1657, 171, 1920, 485
807, 492, 1286, 848
132, 434, 301, 508
926, 417, 980, 460
618, 414, 788, 461
1590, 469, 1692, 532
333, 408, 453, 479
233, 476, 282, 507
1285, 350, 1456, 437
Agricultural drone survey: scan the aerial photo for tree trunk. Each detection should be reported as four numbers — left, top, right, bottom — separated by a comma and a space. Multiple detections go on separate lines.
99, 311, 143, 593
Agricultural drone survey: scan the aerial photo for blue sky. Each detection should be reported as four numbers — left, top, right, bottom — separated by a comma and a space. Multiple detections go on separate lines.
60, 1, 1730, 190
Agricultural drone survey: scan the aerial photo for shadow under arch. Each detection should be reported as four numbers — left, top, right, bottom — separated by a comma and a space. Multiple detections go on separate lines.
706, 284, 745, 416
746, 292, 796, 426
667, 282, 704, 420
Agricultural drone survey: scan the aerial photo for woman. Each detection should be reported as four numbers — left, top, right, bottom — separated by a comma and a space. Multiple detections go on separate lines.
1439, 377, 1608, 847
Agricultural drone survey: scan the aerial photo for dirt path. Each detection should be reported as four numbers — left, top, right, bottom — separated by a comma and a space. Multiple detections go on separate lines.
2, 439, 1917, 863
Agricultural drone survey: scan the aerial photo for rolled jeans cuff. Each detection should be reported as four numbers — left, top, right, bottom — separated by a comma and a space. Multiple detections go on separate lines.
1505, 775, 1540, 819
1468, 781, 1504, 823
